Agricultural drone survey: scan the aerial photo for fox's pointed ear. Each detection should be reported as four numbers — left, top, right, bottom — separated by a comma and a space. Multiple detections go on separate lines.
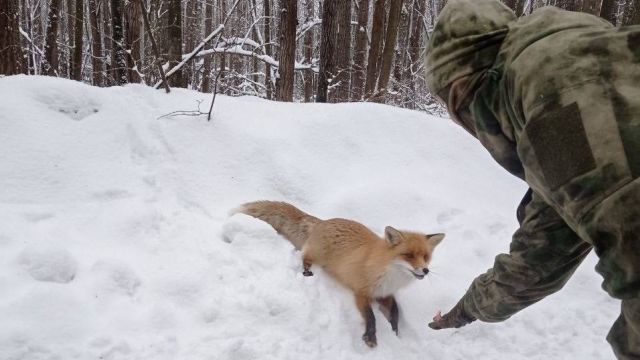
426, 233, 445, 248
385, 226, 404, 246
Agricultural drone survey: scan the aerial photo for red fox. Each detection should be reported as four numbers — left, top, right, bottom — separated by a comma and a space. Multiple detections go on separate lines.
232, 200, 445, 347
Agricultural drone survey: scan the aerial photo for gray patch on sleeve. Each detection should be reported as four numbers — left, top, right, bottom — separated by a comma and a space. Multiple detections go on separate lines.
525, 102, 597, 190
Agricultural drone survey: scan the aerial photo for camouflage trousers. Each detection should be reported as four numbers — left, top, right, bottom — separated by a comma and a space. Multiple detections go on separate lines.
608, 298, 640, 359
580, 179, 640, 359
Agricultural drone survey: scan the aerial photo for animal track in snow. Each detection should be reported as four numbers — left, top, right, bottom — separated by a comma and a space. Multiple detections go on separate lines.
436, 208, 463, 225
18, 247, 78, 283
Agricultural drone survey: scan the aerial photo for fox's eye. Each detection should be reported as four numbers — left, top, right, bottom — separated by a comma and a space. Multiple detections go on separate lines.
403, 253, 414, 259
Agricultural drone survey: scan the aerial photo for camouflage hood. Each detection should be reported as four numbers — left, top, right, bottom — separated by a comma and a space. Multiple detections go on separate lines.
425, 0, 517, 95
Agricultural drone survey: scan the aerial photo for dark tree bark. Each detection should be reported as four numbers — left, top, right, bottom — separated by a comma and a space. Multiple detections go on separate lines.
184, 0, 200, 87
600, 0, 618, 24
622, 0, 640, 25
364, 0, 385, 99
102, 0, 113, 83
555, 0, 580, 11
111, 0, 127, 84
167, 0, 184, 87
264, 0, 273, 99
352, 0, 370, 101
88, 0, 104, 85
332, 0, 352, 102
374, 0, 403, 102
276, 0, 297, 101
503, 0, 526, 14
580, 0, 603, 15
65, 0, 74, 76
202, 0, 214, 93
138, 0, 170, 93
72, 0, 83, 80
392, 2, 410, 100
303, 0, 315, 102
317, 0, 337, 103
125, 0, 142, 82
408, 0, 426, 107
44, 0, 62, 75
219, 0, 227, 92
0, 0, 24, 75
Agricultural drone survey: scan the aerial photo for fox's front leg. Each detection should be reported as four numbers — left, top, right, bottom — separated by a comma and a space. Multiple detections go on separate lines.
377, 295, 399, 335
302, 253, 313, 277
356, 294, 376, 347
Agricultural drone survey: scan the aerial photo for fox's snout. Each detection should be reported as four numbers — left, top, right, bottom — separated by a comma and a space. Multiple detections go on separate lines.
410, 266, 429, 279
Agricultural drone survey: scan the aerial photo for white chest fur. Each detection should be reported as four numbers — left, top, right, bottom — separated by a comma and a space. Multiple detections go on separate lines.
372, 263, 414, 298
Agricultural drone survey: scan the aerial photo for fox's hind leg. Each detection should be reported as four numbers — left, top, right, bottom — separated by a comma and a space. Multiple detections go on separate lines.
356, 294, 377, 347
377, 296, 399, 335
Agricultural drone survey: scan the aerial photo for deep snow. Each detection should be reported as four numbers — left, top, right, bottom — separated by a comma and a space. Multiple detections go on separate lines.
0, 76, 619, 359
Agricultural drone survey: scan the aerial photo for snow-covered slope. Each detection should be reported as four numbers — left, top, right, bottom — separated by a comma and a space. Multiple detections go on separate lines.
0, 76, 618, 359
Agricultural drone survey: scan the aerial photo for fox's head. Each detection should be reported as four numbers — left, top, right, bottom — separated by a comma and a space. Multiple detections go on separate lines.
384, 226, 445, 280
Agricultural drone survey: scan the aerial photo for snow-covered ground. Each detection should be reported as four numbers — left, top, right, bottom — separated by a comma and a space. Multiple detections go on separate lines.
0, 76, 619, 359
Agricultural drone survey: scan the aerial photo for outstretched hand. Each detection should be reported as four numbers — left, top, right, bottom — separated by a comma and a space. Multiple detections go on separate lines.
428, 304, 476, 330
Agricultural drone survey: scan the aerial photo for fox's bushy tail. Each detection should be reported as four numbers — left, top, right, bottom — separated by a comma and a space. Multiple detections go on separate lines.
231, 201, 321, 250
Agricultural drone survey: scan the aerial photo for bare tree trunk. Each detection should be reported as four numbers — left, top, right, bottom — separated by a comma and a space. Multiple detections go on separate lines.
514, 0, 526, 16
276, 0, 297, 101
264, 0, 273, 99
184, 0, 200, 88
392, 2, 410, 103
600, 0, 618, 24
364, 0, 385, 99
555, 0, 579, 11
125, 0, 142, 82
71, 0, 83, 80
317, 0, 337, 103
44, 0, 61, 75
88, 0, 104, 85
111, 0, 127, 84
102, 0, 113, 84
65, 0, 74, 77
139, 0, 170, 93
202, 0, 214, 93
0, 0, 24, 75
408, 0, 425, 108
167, 0, 184, 87
303, 0, 314, 102
352, 0, 370, 101
219, 0, 227, 93
504, 0, 517, 12
332, 0, 352, 102
580, 0, 603, 15
622, 0, 640, 25
374, 0, 403, 102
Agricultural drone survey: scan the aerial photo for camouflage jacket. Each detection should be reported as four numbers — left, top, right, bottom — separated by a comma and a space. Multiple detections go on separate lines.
426, 0, 640, 322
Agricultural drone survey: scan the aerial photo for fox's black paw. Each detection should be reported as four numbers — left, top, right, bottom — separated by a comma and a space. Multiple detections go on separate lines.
392, 326, 398, 336
362, 333, 377, 348
303, 270, 314, 277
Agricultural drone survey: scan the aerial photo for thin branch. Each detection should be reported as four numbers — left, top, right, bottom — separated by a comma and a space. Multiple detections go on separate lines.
154, 24, 225, 88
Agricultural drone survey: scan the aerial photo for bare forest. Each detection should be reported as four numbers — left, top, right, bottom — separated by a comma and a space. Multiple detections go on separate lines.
1, 0, 639, 111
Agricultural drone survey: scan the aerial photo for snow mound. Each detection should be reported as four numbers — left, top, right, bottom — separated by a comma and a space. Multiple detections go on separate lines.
0, 76, 618, 359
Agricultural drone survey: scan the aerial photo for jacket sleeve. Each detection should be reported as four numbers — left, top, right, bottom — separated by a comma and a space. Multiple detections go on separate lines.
461, 189, 592, 322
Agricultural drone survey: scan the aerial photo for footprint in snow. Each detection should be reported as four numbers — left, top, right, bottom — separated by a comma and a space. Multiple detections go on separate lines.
436, 208, 463, 225
18, 247, 78, 283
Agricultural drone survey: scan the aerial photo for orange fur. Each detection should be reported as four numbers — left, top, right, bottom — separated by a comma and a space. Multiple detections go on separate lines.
233, 200, 445, 347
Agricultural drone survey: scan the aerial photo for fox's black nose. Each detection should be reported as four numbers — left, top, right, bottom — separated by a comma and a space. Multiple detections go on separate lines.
423, 268, 429, 275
